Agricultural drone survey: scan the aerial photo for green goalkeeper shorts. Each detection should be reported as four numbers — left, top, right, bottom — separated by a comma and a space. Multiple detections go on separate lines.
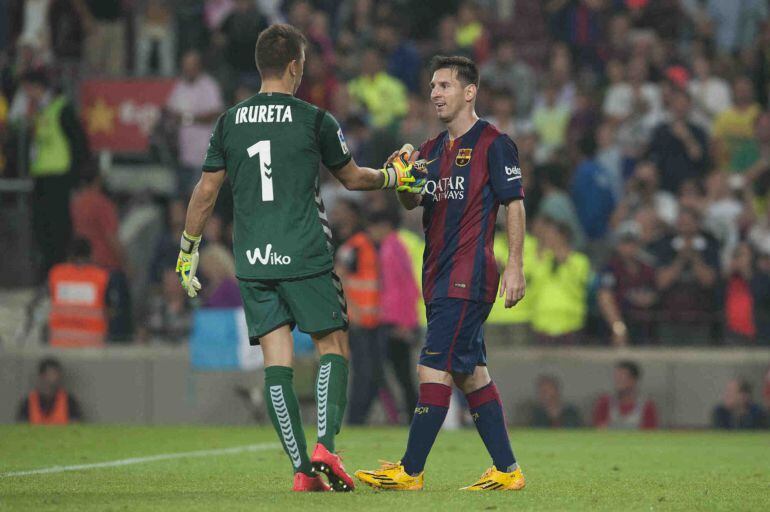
238, 270, 349, 345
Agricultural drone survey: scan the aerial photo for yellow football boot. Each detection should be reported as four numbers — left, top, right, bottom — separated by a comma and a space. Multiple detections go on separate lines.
354, 461, 424, 491
460, 466, 526, 491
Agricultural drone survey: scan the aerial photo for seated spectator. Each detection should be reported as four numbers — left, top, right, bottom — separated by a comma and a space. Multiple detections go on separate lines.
651, 207, 721, 345
597, 222, 658, 346
135, 0, 176, 76
593, 360, 658, 430
536, 164, 586, 250
213, 0, 267, 86
688, 54, 732, 130
724, 242, 756, 343
647, 87, 709, 194
199, 244, 241, 308
375, 21, 421, 93
455, 1, 490, 62
82, 0, 126, 76
570, 132, 617, 249
486, 87, 521, 139
480, 40, 536, 117
712, 76, 761, 173
532, 80, 571, 160
17, 358, 82, 424
610, 160, 679, 231
604, 56, 663, 160
750, 236, 770, 343
712, 378, 767, 430
347, 47, 408, 130
48, 238, 109, 347
530, 217, 591, 344
530, 375, 582, 428
295, 49, 339, 112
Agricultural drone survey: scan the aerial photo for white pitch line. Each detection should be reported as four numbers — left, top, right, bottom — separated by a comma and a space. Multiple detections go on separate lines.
1, 442, 281, 478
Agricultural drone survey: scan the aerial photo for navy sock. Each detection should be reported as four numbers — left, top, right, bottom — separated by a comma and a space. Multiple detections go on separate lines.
466, 382, 517, 472
400, 383, 452, 475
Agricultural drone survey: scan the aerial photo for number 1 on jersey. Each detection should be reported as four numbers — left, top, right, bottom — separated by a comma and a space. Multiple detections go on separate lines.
247, 140, 273, 202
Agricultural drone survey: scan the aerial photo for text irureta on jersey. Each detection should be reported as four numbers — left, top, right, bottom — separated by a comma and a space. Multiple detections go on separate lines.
235, 105, 294, 124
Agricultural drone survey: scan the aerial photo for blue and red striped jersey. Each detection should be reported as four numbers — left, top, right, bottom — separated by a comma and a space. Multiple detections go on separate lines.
418, 119, 524, 304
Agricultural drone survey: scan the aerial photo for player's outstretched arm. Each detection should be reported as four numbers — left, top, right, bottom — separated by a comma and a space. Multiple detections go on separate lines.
176, 170, 226, 297
331, 144, 425, 194
331, 158, 391, 191
499, 199, 526, 308
396, 189, 422, 210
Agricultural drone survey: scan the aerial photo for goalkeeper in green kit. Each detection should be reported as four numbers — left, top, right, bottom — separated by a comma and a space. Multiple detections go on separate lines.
175, 24, 424, 492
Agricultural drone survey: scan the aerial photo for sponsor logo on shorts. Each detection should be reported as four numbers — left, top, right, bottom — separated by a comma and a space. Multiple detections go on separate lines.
246, 244, 292, 266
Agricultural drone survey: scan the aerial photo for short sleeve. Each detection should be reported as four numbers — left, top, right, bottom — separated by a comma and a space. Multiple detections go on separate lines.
487, 134, 524, 203
318, 111, 352, 171
202, 113, 226, 172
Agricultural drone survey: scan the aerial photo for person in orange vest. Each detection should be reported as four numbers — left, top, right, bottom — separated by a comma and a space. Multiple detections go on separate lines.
17, 358, 82, 424
48, 238, 110, 347
335, 208, 384, 425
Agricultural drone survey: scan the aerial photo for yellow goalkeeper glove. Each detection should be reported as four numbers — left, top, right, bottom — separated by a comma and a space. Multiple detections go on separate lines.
381, 143, 423, 192
175, 231, 202, 298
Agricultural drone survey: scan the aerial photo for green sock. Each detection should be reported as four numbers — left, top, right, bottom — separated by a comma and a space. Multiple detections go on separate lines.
316, 354, 349, 452
264, 366, 313, 475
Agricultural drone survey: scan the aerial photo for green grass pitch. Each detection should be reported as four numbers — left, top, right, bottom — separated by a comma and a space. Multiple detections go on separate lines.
1, 425, 768, 511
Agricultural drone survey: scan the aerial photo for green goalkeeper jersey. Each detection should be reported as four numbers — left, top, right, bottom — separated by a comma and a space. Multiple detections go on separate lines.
203, 92, 352, 280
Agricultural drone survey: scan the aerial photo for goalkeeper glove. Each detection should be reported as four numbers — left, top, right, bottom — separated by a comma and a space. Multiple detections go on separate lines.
381, 144, 420, 190
176, 231, 202, 298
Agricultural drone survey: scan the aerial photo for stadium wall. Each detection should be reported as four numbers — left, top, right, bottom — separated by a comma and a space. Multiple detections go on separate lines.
1, 347, 768, 428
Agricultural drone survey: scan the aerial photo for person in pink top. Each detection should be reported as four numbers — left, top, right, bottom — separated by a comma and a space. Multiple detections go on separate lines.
369, 208, 421, 422
166, 50, 224, 194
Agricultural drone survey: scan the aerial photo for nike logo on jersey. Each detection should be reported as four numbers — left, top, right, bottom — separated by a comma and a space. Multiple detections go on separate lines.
424, 350, 442, 356
413, 158, 438, 172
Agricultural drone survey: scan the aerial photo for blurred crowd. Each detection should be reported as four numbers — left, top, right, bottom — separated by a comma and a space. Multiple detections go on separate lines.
3, 0, 770, 347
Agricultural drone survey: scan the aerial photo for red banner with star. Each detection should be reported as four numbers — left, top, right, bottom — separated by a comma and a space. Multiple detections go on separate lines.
80, 78, 176, 153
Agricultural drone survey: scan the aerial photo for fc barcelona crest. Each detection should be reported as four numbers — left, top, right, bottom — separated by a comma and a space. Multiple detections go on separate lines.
456, 148, 472, 166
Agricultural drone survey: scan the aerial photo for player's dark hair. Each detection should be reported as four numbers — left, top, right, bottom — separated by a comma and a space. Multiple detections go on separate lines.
429, 55, 480, 87
255, 24, 307, 78
616, 360, 641, 380
38, 357, 62, 375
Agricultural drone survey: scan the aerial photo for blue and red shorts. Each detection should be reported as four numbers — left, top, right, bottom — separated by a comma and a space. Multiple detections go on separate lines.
419, 298, 493, 375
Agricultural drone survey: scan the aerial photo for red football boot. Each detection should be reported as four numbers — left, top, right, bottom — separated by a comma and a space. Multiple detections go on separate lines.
311, 443, 355, 492
293, 472, 330, 492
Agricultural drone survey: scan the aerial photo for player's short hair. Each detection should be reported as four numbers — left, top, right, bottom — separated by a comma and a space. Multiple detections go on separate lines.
429, 55, 480, 87
255, 24, 307, 78
616, 360, 641, 380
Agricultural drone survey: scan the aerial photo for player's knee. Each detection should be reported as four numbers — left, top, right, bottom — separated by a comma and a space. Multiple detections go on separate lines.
417, 364, 452, 386
313, 329, 350, 360
455, 366, 491, 394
